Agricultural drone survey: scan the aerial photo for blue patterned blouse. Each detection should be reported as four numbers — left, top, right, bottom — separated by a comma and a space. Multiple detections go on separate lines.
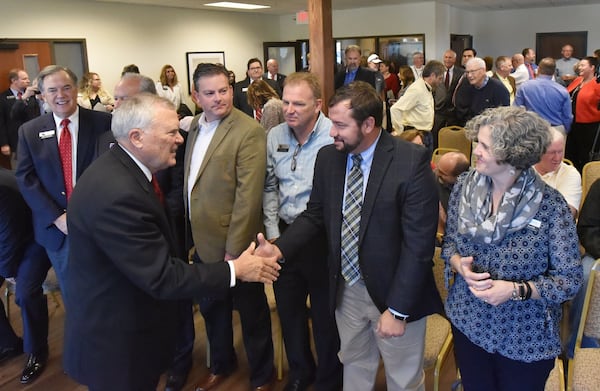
442, 174, 582, 363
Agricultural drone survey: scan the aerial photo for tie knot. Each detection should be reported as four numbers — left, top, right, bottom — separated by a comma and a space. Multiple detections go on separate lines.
61, 118, 71, 129
351, 154, 362, 167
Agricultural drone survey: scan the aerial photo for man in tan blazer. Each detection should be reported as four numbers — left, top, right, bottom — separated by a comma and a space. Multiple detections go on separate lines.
184, 63, 274, 391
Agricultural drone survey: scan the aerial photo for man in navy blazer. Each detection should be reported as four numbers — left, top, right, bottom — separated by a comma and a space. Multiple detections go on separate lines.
257, 81, 443, 390
334, 45, 377, 91
15, 65, 112, 300
63, 93, 279, 391
0, 168, 52, 384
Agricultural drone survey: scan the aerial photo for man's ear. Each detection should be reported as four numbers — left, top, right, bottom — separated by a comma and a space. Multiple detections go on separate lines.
129, 128, 144, 149
361, 116, 376, 135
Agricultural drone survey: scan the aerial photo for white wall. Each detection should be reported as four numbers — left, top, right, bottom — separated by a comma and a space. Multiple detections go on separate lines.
277, 2, 599, 61
468, 4, 600, 59
0, 0, 279, 107
2, 0, 600, 105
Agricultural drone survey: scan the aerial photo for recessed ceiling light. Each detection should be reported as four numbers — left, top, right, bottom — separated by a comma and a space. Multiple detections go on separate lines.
204, 2, 270, 9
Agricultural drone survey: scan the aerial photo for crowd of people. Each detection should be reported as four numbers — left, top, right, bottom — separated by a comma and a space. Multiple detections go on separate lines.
0, 41, 598, 391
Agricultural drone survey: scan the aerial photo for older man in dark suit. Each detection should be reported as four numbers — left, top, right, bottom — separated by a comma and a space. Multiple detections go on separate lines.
0, 168, 52, 384
257, 81, 443, 390
333, 45, 377, 91
63, 93, 280, 391
433, 49, 465, 148
15, 66, 112, 300
264, 58, 287, 92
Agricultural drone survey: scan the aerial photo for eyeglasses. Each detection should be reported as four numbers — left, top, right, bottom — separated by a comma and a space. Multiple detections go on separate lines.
291, 144, 301, 172
465, 68, 484, 75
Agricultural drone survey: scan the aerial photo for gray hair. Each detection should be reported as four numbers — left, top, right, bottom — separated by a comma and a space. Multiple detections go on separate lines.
465, 106, 551, 170
121, 72, 157, 94
37, 65, 78, 92
111, 93, 175, 140
465, 57, 486, 70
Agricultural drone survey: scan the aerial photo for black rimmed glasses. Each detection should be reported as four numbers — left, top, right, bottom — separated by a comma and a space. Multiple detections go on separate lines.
291, 144, 302, 172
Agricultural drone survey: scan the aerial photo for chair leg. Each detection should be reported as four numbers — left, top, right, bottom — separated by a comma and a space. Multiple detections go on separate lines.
275, 318, 283, 380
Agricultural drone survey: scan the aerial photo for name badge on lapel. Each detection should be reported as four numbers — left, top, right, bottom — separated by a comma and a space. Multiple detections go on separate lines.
242, 87, 248, 92
277, 144, 289, 152
39, 130, 56, 139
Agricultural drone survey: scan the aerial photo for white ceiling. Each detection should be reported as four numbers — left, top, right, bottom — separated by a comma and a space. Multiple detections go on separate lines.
92, 0, 600, 15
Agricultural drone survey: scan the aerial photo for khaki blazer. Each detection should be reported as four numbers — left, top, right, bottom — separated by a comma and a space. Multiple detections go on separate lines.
184, 108, 266, 263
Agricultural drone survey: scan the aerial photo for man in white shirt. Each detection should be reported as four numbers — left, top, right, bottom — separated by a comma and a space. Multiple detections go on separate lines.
511, 53, 529, 88
534, 126, 582, 217
410, 52, 425, 79
391, 60, 445, 150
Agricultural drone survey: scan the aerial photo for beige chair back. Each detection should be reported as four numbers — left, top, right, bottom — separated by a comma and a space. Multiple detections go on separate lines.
438, 126, 471, 161
581, 161, 600, 207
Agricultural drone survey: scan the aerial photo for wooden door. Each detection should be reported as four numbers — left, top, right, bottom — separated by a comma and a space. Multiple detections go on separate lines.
0, 41, 52, 90
536, 31, 588, 62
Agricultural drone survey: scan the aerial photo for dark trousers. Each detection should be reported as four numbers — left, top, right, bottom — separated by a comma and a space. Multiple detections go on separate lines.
274, 222, 342, 391
196, 253, 274, 387
566, 121, 600, 172
0, 241, 50, 355
167, 300, 195, 376
452, 325, 554, 391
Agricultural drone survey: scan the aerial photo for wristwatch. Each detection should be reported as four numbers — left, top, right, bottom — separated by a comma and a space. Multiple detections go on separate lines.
389, 310, 408, 322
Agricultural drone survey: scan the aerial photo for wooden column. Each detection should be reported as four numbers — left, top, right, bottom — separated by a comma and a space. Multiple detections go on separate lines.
308, 0, 334, 114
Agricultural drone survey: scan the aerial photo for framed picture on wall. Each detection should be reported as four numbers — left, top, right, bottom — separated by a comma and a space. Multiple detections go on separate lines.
185, 51, 225, 94
378, 34, 425, 67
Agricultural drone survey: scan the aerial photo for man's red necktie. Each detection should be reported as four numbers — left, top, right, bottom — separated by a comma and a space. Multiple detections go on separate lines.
58, 119, 73, 200
151, 174, 165, 206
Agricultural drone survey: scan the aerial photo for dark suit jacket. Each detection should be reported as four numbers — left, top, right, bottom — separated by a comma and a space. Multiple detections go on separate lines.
233, 77, 282, 117
15, 107, 111, 251
64, 145, 231, 391
334, 67, 377, 90
98, 130, 188, 257
0, 89, 21, 150
434, 66, 465, 115
277, 131, 443, 321
0, 168, 36, 277
264, 72, 286, 92
11, 97, 42, 127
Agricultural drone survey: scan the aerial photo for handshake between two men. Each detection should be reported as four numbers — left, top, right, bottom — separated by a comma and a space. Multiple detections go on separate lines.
234, 233, 283, 284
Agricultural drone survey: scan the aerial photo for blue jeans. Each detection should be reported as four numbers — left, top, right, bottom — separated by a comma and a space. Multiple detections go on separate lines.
45, 237, 69, 305
565, 255, 600, 358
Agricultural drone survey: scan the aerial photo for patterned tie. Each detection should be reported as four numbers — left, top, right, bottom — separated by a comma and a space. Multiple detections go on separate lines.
255, 106, 263, 123
151, 174, 165, 206
445, 69, 450, 89
341, 154, 363, 285
58, 119, 73, 200
17, 91, 22, 100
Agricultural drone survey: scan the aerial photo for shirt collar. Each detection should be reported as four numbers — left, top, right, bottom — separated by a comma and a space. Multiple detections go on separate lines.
118, 144, 152, 181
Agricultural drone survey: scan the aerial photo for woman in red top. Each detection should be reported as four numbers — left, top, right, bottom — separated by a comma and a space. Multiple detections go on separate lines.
566, 56, 600, 171
381, 60, 400, 100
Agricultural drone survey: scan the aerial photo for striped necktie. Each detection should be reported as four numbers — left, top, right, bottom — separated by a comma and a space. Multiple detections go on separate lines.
341, 154, 363, 285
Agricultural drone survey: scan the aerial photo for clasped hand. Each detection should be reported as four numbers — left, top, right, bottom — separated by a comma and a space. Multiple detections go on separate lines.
457, 256, 513, 306
233, 235, 281, 284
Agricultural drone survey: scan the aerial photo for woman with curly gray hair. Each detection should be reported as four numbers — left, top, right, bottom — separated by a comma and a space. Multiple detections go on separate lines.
442, 106, 582, 390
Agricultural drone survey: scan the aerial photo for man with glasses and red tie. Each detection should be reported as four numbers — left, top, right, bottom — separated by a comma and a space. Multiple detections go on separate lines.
233, 58, 281, 120
15, 65, 111, 302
